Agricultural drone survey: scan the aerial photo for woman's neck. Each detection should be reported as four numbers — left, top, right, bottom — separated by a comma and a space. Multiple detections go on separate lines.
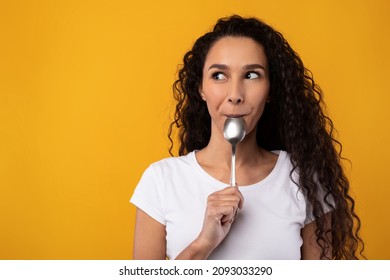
195, 128, 278, 186
197, 128, 262, 169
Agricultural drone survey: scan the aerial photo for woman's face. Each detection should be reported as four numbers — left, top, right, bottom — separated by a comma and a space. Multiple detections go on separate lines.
200, 36, 270, 138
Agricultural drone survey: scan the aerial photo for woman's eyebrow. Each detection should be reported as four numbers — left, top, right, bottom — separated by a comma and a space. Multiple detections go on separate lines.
208, 63, 265, 71
208, 64, 228, 70
243, 64, 265, 70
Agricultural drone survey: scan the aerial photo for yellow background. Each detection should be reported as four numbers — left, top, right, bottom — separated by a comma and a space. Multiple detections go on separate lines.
0, 0, 389, 259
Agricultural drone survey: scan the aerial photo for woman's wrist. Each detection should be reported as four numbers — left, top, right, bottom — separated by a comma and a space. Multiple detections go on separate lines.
175, 236, 215, 260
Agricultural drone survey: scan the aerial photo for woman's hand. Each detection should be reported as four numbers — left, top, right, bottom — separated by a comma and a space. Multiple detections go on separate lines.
197, 186, 244, 253
175, 186, 244, 259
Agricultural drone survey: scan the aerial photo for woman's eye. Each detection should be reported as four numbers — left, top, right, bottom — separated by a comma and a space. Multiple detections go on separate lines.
212, 72, 227, 80
245, 72, 260, 79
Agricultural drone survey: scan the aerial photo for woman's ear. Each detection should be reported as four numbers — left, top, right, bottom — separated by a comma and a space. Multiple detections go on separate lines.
199, 87, 206, 101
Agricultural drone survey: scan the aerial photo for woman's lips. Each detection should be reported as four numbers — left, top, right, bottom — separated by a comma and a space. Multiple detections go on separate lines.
225, 114, 245, 118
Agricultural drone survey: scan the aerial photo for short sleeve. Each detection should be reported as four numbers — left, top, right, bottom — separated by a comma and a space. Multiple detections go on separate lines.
130, 165, 166, 225
304, 185, 335, 225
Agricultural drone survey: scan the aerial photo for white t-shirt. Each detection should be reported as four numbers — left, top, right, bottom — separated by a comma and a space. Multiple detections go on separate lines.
131, 150, 315, 260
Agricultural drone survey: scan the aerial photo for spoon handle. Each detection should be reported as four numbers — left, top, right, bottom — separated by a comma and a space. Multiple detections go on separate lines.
231, 144, 237, 187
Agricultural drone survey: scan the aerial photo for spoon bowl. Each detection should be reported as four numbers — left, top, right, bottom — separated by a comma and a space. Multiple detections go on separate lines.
223, 117, 246, 187
223, 117, 246, 144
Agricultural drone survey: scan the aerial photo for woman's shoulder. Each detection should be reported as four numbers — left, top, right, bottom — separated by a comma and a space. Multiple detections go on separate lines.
147, 151, 196, 172
267, 150, 298, 181
271, 150, 292, 167
135, 152, 197, 190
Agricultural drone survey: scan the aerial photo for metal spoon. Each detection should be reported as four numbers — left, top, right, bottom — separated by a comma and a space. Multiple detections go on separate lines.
223, 117, 246, 187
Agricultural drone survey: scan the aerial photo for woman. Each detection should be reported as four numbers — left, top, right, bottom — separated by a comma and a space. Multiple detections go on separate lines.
130, 15, 364, 259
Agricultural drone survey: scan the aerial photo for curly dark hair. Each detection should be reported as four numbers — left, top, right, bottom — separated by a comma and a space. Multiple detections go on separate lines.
168, 15, 364, 259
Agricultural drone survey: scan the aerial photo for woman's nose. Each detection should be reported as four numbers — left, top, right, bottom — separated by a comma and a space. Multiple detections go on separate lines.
228, 80, 244, 104
228, 95, 243, 104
